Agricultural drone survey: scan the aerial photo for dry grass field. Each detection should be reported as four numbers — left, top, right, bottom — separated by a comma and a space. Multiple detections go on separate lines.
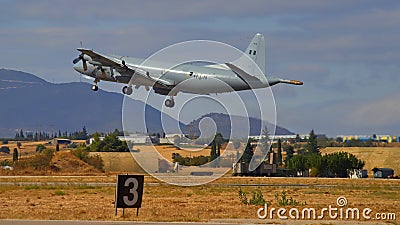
0, 142, 399, 223
0, 141, 47, 160
97, 146, 400, 176
322, 147, 400, 176
0, 177, 398, 223
97, 144, 238, 173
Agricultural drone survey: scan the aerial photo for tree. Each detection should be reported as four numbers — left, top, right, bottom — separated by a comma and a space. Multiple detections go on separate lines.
173, 135, 181, 148
276, 139, 282, 166
295, 134, 302, 143
214, 133, 224, 157
82, 126, 88, 139
89, 132, 101, 152
55, 144, 60, 152
95, 132, 128, 152
210, 140, 217, 165
16, 141, 22, 149
286, 155, 309, 176
240, 141, 253, 164
36, 144, 46, 153
305, 130, 319, 155
232, 139, 241, 161
306, 154, 325, 177
259, 126, 271, 162
214, 133, 223, 147
324, 152, 365, 177
215, 133, 222, 160
283, 144, 294, 165
13, 148, 18, 162
19, 129, 25, 139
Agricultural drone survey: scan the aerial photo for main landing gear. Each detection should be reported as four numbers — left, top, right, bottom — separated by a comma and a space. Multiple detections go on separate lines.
91, 84, 98, 91
122, 86, 133, 95
164, 97, 175, 108
92, 78, 100, 92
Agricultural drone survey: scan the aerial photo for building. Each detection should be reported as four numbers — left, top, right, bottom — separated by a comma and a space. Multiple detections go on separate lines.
337, 134, 399, 143
51, 138, 72, 145
372, 168, 394, 178
88, 133, 151, 145
119, 133, 151, 144
249, 134, 310, 143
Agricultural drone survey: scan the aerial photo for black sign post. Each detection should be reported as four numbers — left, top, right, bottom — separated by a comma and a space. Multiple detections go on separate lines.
115, 174, 144, 217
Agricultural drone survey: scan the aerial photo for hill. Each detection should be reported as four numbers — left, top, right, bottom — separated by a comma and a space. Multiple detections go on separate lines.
0, 69, 294, 138
0, 69, 184, 137
182, 112, 294, 138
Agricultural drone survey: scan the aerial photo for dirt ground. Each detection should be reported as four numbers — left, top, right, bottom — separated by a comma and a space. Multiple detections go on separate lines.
0, 176, 398, 223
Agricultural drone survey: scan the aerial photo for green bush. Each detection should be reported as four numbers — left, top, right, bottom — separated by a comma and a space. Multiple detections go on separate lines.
55, 190, 66, 196
249, 189, 267, 206
275, 191, 305, 206
238, 188, 249, 205
71, 147, 104, 171
36, 144, 46, 153
15, 148, 54, 170
238, 188, 270, 206
0, 160, 12, 167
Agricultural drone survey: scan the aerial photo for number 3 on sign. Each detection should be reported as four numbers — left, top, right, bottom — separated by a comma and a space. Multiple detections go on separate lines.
123, 177, 139, 206
115, 175, 143, 210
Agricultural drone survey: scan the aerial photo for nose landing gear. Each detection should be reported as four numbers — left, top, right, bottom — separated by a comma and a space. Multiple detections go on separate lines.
122, 86, 133, 95
164, 97, 175, 108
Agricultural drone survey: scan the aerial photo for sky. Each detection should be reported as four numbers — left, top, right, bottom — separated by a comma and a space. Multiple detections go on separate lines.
0, 0, 399, 137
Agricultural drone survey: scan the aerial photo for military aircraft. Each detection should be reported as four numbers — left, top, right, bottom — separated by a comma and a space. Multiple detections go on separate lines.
73, 33, 302, 108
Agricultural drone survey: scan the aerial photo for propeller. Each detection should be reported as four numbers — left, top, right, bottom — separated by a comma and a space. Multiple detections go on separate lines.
72, 53, 88, 71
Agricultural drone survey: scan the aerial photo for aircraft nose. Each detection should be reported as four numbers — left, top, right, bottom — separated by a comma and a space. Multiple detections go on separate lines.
73, 62, 83, 73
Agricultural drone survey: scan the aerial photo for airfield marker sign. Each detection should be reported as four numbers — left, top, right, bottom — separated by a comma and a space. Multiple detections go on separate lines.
115, 174, 144, 216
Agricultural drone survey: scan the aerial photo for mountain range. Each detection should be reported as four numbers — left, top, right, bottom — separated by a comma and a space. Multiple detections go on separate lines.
0, 69, 294, 138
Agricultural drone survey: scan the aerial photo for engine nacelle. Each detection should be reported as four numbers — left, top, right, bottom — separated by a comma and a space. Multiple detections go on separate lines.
95, 67, 118, 81
82, 54, 92, 62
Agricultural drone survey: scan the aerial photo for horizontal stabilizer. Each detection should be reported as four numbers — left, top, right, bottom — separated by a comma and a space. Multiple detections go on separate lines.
225, 63, 264, 88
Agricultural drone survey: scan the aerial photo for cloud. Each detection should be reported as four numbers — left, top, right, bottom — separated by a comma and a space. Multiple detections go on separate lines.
2, 0, 377, 22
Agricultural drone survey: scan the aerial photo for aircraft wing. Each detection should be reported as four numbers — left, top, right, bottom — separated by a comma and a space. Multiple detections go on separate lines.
77, 48, 174, 87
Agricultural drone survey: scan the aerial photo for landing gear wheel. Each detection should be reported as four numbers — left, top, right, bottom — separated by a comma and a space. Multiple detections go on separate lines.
122, 86, 133, 95
91, 85, 98, 91
164, 99, 175, 108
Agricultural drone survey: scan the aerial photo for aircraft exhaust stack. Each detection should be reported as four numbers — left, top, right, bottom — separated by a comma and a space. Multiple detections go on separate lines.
290, 80, 303, 85
279, 79, 303, 85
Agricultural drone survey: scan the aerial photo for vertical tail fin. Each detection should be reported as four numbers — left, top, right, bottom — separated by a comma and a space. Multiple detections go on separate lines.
231, 33, 266, 80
